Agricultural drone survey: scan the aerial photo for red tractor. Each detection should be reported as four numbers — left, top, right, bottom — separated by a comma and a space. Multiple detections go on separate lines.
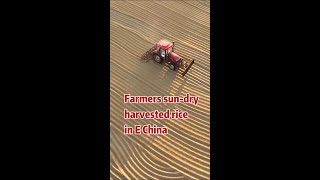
142, 39, 195, 76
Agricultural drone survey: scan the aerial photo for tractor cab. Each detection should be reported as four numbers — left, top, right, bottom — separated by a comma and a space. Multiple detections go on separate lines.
155, 39, 173, 58
153, 40, 182, 70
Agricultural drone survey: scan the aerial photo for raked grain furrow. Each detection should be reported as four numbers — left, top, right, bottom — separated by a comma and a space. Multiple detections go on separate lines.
112, 1, 210, 54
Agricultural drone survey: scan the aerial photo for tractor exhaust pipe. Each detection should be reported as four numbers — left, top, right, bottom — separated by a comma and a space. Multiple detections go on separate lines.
172, 41, 175, 52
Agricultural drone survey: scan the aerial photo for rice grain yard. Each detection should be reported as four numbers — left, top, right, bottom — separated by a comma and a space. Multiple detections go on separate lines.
110, 0, 211, 179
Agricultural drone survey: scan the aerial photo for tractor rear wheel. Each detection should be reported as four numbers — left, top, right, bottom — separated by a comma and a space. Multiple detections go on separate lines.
168, 62, 176, 71
153, 54, 163, 63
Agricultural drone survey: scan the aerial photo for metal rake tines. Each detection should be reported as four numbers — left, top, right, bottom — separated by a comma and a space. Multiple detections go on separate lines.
141, 46, 156, 60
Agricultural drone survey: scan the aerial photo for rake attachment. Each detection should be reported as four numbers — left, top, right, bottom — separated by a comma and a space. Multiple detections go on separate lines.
179, 59, 195, 76
141, 46, 156, 60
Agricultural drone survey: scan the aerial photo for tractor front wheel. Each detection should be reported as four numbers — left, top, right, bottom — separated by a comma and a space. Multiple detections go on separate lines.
153, 54, 163, 63
168, 62, 176, 71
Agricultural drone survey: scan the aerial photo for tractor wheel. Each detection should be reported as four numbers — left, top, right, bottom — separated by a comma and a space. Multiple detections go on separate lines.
168, 62, 176, 71
153, 54, 163, 63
